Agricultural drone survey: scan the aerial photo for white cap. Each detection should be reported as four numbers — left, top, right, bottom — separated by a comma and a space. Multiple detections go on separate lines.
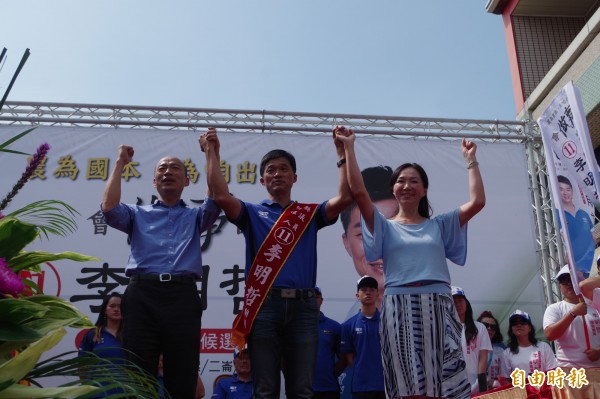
553, 265, 570, 281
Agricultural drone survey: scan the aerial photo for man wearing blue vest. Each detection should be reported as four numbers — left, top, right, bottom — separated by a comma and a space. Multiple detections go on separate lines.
340, 276, 385, 399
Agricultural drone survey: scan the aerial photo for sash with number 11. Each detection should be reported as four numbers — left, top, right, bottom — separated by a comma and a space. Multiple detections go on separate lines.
231, 202, 318, 349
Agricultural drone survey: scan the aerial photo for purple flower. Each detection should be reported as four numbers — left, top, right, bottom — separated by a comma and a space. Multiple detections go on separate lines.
0, 142, 51, 212
0, 258, 25, 296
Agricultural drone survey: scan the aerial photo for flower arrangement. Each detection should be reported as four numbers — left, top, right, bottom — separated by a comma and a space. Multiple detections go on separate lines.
0, 49, 162, 398
0, 132, 163, 398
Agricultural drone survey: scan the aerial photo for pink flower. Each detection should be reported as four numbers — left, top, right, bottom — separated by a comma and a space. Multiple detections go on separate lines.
0, 258, 25, 296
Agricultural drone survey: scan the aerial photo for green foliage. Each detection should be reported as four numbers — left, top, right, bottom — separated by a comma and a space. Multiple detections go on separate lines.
0, 129, 160, 398
0, 217, 37, 260
6, 200, 79, 238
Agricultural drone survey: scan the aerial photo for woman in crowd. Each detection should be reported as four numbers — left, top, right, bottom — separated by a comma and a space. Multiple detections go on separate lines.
336, 127, 485, 399
80, 292, 124, 360
477, 310, 507, 389
79, 293, 124, 396
503, 310, 557, 376
452, 287, 492, 395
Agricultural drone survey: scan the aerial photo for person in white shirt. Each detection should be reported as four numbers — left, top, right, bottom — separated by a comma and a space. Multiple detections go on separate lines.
544, 264, 600, 368
504, 310, 557, 376
452, 286, 492, 395
580, 277, 600, 314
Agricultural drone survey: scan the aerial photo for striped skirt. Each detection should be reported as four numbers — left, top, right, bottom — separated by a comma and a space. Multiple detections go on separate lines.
380, 293, 470, 399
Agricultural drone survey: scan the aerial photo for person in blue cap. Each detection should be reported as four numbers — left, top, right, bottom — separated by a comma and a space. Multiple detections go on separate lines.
340, 276, 385, 399
212, 348, 253, 399
503, 309, 557, 376
313, 286, 346, 399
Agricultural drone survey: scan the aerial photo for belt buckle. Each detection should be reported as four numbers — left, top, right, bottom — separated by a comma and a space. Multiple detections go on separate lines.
159, 273, 172, 282
281, 288, 296, 299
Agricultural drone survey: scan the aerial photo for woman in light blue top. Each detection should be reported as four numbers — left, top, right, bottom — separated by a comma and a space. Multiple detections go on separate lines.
335, 127, 485, 399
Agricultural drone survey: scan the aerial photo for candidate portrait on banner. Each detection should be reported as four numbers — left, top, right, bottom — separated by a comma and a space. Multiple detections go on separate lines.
539, 81, 600, 284
555, 172, 597, 278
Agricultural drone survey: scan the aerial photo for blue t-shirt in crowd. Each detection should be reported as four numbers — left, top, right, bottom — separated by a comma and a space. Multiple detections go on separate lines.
314, 311, 342, 392
78, 328, 125, 397
212, 375, 253, 399
340, 310, 384, 393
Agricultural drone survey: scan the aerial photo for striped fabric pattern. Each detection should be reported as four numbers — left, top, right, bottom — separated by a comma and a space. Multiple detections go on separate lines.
380, 293, 470, 399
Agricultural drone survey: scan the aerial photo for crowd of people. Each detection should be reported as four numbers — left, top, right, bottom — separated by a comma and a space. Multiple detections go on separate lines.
75, 125, 600, 399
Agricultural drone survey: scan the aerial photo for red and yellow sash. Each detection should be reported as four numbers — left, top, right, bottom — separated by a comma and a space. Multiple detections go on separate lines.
231, 202, 318, 349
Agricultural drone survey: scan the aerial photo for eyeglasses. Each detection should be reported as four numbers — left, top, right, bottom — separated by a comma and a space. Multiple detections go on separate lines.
481, 322, 498, 330
558, 278, 572, 286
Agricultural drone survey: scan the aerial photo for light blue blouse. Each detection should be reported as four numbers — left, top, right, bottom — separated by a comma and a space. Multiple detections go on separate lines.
361, 208, 467, 295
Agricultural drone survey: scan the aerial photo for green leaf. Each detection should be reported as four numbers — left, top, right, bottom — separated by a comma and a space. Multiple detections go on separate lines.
0, 297, 92, 358
9, 251, 100, 273
0, 127, 36, 152
20, 279, 42, 296
0, 322, 42, 341
0, 298, 47, 326
0, 328, 65, 386
6, 200, 79, 239
0, 148, 30, 155
0, 218, 38, 260
24, 318, 86, 337
0, 340, 33, 362
0, 383, 99, 399
23, 296, 93, 329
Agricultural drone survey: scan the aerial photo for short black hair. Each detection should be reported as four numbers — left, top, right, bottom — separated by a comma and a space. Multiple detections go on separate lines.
557, 175, 572, 188
259, 149, 296, 177
340, 166, 395, 232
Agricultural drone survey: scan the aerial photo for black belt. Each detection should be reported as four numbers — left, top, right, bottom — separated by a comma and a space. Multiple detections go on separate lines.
268, 288, 316, 299
129, 273, 197, 283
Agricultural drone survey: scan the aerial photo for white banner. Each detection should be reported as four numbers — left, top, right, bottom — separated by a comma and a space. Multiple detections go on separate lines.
538, 81, 600, 286
0, 125, 541, 396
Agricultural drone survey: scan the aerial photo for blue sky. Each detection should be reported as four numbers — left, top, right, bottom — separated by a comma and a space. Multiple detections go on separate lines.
1, 1, 516, 120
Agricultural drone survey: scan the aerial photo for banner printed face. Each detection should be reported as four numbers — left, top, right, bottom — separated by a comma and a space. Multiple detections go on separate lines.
0, 125, 540, 395
538, 81, 600, 285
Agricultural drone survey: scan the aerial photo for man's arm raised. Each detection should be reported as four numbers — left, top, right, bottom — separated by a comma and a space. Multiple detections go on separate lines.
200, 128, 242, 221
324, 126, 353, 221
101, 145, 133, 212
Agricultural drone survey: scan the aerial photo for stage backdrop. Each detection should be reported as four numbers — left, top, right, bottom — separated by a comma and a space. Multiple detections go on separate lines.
0, 125, 542, 396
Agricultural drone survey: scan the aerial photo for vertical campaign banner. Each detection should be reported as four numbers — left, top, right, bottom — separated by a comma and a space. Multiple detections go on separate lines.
538, 81, 600, 288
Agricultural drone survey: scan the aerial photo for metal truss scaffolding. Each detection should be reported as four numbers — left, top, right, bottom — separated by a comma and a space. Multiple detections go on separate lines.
0, 101, 563, 306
